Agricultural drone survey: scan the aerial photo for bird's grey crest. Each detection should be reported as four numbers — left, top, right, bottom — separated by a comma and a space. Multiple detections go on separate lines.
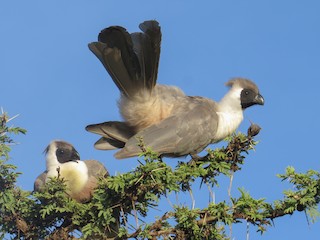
225, 78, 259, 93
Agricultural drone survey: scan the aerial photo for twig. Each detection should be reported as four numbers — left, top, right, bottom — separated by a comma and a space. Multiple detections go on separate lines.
132, 200, 139, 229
205, 181, 215, 204
228, 172, 234, 198
120, 205, 128, 233
228, 171, 234, 239
189, 189, 195, 210
165, 195, 174, 209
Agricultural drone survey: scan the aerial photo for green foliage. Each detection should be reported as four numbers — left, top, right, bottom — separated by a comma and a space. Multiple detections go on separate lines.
1, 111, 320, 239
0, 110, 26, 161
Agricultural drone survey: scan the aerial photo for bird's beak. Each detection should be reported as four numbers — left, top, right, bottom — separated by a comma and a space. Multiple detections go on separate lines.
72, 150, 81, 160
254, 94, 264, 105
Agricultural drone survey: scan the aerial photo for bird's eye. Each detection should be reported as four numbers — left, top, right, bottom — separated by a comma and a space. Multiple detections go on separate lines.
56, 149, 64, 156
245, 91, 249, 95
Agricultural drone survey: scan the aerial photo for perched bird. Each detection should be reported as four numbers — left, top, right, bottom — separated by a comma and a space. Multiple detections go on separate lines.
34, 140, 108, 203
86, 20, 264, 159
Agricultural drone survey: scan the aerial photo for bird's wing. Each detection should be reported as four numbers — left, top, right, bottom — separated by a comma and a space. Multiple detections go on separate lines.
115, 100, 219, 159
34, 171, 47, 192
83, 160, 119, 236
86, 121, 136, 150
86, 121, 135, 141
93, 137, 125, 150
84, 160, 109, 178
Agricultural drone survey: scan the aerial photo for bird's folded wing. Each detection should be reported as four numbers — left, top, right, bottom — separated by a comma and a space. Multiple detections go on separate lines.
115, 103, 219, 159
34, 171, 47, 192
86, 121, 135, 141
86, 121, 135, 150
84, 160, 109, 178
93, 137, 125, 150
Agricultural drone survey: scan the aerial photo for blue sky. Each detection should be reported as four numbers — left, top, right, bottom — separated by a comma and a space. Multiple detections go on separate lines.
1, 1, 320, 239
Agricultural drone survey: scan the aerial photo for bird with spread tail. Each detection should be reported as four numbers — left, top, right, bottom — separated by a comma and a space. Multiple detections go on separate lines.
34, 140, 108, 203
86, 20, 264, 159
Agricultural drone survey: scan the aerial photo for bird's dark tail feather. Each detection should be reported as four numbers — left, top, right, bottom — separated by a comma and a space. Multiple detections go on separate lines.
88, 20, 161, 98
85, 121, 135, 150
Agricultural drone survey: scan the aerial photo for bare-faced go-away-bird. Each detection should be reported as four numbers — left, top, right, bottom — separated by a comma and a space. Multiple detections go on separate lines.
86, 20, 264, 160
34, 140, 108, 203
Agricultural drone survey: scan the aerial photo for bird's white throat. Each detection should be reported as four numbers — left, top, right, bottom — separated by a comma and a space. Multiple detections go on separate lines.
46, 144, 60, 171
215, 87, 244, 140
215, 110, 243, 140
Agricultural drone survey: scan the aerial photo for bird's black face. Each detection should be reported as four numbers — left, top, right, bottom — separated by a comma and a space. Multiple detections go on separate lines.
55, 142, 80, 164
240, 89, 264, 109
